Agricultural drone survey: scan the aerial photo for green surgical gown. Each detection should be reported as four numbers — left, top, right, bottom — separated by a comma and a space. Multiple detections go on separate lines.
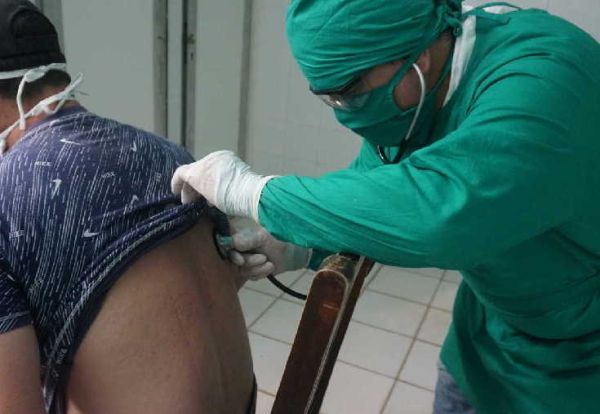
259, 8, 600, 414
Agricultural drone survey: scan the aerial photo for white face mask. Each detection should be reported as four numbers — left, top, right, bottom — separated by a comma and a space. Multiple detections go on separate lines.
0, 63, 83, 155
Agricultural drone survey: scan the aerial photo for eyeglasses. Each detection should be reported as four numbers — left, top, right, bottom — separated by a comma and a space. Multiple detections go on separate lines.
309, 56, 411, 112
309, 75, 371, 112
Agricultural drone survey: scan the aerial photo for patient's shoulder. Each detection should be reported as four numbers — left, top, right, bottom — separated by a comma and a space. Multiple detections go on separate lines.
1, 108, 193, 197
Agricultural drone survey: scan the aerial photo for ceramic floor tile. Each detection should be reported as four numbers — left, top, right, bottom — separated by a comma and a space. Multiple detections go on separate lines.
354, 290, 428, 337
370, 267, 440, 304
256, 391, 275, 414
418, 308, 452, 346
432, 281, 459, 312
404, 267, 445, 279
248, 333, 291, 394
444, 270, 462, 284
382, 382, 435, 414
286, 270, 316, 305
238, 288, 277, 327
321, 362, 395, 414
363, 263, 383, 289
400, 341, 441, 391
251, 299, 304, 344
338, 321, 412, 377
246, 269, 306, 297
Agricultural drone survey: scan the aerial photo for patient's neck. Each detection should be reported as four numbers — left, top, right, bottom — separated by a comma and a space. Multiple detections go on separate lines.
1, 86, 79, 152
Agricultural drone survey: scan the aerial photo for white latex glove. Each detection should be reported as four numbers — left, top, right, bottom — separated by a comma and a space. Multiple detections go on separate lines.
171, 151, 276, 220
228, 217, 311, 281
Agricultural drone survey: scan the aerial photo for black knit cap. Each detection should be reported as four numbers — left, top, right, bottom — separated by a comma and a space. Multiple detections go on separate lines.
0, 0, 65, 73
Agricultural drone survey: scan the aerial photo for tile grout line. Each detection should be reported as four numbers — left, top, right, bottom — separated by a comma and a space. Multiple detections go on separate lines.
248, 330, 294, 347
249, 325, 444, 380
278, 284, 455, 313
367, 287, 440, 307
243, 285, 282, 300
247, 296, 280, 329
430, 304, 454, 313
244, 271, 307, 328
386, 268, 446, 281
255, 378, 436, 409
286, 262, 385, 298
367, 284, 457, 307
243, 270, 307, 300
334, 359, 397, 381
246, 266, 458, 306
363, 263, 384, 290
256, 389, 276, 397
396, 378, 438, 393
276, 293, 451, 339
379, 270, 448, 413
344, 319, 416, 340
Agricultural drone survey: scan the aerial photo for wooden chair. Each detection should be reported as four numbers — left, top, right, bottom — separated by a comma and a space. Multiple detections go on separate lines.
271, 254, 375, 414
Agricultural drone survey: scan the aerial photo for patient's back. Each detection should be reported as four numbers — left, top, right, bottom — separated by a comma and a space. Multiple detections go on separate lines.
0, 106, 253, 413
66, 217, 254, 414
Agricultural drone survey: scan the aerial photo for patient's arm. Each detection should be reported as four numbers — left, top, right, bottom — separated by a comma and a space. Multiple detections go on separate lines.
65, 215, 254, 414
0, 326, 45, 414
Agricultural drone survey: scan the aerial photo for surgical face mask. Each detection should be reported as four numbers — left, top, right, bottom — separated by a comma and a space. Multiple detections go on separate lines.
0, 63, 83, 155
334, 54, 452, 153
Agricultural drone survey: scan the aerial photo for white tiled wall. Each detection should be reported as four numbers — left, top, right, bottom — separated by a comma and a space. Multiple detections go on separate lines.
244, 0, 600, 176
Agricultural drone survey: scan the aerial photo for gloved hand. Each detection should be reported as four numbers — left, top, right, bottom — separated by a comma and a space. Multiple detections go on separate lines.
228, 217, 311, 281
171, 151, 276, 220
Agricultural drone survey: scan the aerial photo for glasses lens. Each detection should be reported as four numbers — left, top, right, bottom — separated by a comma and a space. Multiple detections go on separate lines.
312, 75, 371, 111
317, 89, 370, 111
318, 94, 347, 110
343, 92, 370, 110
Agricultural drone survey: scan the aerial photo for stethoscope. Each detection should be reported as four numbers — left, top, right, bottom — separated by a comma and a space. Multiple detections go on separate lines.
377, 145, 404, 165
212, 210, 309, 300
376, 62, 427, 165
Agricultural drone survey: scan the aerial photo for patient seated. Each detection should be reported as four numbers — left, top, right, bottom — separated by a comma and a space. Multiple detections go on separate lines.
0, 105, 254, 414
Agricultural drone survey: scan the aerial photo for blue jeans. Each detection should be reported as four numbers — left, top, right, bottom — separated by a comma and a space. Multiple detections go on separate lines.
433, 362, 477, 414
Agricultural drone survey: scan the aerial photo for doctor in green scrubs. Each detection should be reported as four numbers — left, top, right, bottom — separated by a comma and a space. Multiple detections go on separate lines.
172, 1, 600, 412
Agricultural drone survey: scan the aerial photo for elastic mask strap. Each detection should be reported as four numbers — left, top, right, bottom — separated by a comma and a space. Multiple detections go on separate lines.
28, 73, 83, 119
0, 65, 82, 155
15, 63, 71, 130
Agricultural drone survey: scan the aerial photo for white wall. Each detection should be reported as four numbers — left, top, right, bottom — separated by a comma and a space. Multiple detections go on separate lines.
244, 0, 360, 177
60, 0, 161, 134
547, 0, 600, 40
54, 0, 599, 164
467, 0, 600, 39
191, 0, 249, 159
244, 0, 600, 177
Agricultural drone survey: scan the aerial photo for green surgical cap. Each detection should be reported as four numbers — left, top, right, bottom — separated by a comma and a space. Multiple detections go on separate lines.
286, 0, 463, 91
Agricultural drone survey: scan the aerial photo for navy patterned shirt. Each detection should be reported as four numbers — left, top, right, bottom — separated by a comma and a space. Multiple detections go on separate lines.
0, 106, 205, 410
